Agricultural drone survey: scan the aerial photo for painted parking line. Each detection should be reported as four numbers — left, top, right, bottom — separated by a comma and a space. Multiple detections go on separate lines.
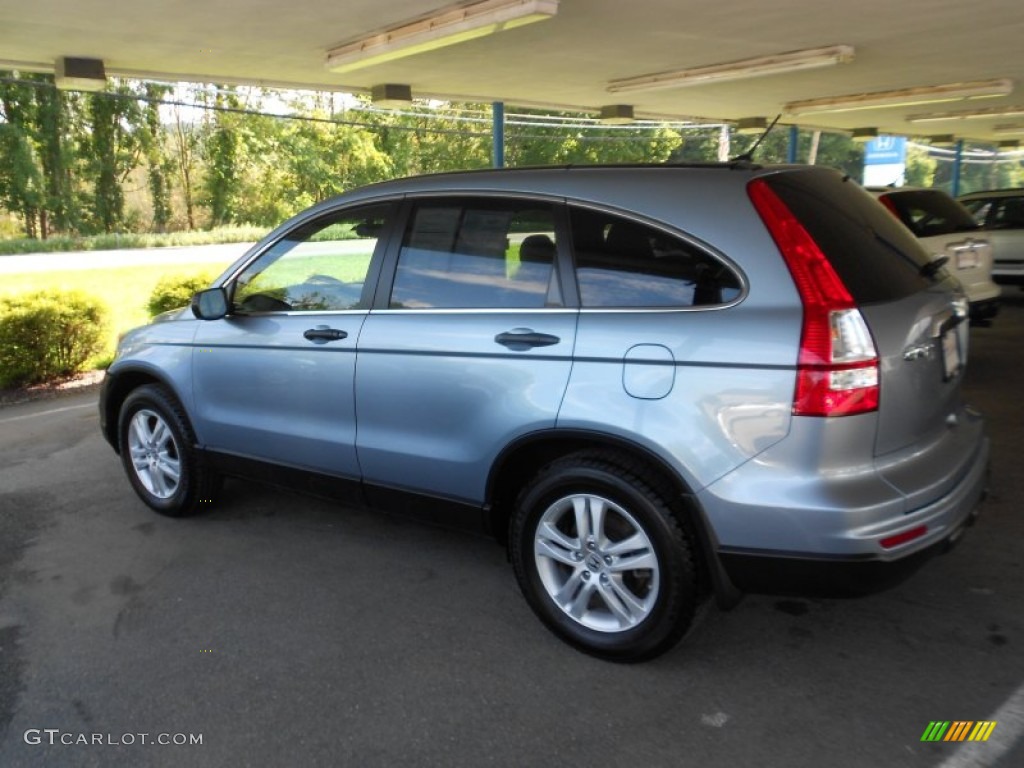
0, 402, 95, 424
935, 682, 1024, 767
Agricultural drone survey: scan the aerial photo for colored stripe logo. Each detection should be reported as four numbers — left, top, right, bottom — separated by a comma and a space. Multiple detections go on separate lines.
921, 721, 997, 742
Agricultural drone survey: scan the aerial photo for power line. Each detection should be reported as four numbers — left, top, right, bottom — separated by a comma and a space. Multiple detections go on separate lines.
0, 74, 703, 143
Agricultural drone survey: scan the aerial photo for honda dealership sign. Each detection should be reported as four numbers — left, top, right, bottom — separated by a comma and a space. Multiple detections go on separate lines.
862, 136, 907, 187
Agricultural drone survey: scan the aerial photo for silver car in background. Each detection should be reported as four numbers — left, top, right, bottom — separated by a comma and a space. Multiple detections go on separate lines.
101, 164, 989, 661
959, 187, 1024, 289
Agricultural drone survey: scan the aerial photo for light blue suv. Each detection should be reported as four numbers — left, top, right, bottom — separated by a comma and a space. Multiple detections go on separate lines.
101, 164, 989, 660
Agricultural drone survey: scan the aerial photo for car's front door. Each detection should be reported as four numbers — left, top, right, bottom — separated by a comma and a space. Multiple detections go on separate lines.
355, 196, 577, 508
191, 203, 394, 485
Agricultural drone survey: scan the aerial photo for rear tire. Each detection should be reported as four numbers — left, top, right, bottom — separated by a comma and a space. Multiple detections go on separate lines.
511, 452, 698, 661
118, 384, 219, 517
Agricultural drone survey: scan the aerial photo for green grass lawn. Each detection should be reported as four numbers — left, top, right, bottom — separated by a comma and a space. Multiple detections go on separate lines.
0, 262, 220, 365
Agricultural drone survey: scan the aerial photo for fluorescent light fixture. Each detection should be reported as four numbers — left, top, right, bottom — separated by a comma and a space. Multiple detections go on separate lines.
785, 79, 1013, 116
606, 45, 854, 94
599, 104, 634, 125
54, 57, 106, 91
907, 103, 1024, 124
734, 117, 768, 135
851, 127, 879, 143
994, 123, 1024, 136
927, 134, 957, 147
326, 0, 559, 74
372, 83, 413, 109
998, 139, 1020, 149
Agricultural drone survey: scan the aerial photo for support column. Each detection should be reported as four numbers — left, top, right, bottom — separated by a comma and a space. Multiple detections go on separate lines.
787, 125, 799, 163
951, 139, 964, 196
492, 101, 505, 169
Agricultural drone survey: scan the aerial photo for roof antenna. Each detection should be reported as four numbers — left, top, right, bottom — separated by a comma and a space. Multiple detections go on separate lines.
731, 114, 782, 164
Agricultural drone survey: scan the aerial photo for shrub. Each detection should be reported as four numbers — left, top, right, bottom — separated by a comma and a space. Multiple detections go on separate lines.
147, 271, 218, 317
0, 291, 110, 387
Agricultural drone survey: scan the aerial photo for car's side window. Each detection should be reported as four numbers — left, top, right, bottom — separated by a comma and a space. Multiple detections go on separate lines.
568, 207, 741, 308
389, 199, 560, 309
232, 204, 391, 312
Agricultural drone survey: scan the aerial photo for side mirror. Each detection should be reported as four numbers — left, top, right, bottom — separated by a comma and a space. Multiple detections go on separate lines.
191, 287, 229, 320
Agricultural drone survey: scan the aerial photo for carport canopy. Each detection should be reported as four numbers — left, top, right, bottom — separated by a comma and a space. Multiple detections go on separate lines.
1, 0, 1022, 143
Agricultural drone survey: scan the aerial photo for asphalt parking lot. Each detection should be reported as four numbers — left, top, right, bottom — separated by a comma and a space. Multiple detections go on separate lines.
1, 297, 1022, 768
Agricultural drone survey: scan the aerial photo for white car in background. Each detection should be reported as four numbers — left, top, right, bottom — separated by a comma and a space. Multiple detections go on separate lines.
868, 186, 1000, 324
958, 188, 1024, 289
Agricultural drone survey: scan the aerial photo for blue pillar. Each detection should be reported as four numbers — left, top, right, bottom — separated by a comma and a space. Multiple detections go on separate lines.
492, 101, 505, 169
951, 139, 964, 196
787, 125, 799, 163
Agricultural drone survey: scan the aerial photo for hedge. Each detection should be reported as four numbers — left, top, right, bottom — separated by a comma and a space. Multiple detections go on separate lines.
0, 290, 110, 387
147, 271, 218, 317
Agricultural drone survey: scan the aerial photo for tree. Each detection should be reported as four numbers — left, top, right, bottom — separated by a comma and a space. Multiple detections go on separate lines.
32, 84, 77, 235
167, 90, 202, 230
0, 118, 44, 238
507, 109, 683, 166
84, 82, 146, 233
142, 83, 173, 231
0, 72, 79, 238
200, 86, 243, 227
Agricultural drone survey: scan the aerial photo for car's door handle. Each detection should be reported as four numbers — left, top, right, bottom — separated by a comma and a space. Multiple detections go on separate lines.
303, 327, 348, 342
494, 329, 560, 349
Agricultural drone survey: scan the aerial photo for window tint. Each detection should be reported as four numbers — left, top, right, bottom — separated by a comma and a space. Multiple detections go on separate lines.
765, 173, 931, 304
989, 197, 1024, 229
879, 190, 979, 237
959, 198, 990, 224
233, 205, 390, 312
568, 207, 741, 308
390, 200, 559, 309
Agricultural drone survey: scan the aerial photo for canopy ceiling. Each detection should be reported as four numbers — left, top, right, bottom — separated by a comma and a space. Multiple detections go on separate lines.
2, 0, 1022, 142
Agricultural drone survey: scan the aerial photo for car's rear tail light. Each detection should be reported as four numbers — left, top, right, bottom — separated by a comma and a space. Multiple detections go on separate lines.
876, 193, 900, 219
748, 179, 880, 417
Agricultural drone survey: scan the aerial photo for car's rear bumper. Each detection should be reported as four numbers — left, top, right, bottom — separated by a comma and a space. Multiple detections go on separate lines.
711, 433, 988, 597
698, 405, 989, 598
716, 505, 981, 597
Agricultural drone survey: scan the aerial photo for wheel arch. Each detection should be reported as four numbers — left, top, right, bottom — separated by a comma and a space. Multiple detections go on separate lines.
101, 365, 187, 453
486, 429, 742, 607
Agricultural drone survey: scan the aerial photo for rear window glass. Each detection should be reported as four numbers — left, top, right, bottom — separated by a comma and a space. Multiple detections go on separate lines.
878, 190, 980, 238
764, 173, 932, 304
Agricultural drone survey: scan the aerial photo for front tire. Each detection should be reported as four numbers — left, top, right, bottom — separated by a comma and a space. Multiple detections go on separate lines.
118, 384, 219, 517
511, 452, 698, 661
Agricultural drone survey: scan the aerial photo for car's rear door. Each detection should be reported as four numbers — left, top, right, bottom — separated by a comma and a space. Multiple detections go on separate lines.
354, 196, 576, 509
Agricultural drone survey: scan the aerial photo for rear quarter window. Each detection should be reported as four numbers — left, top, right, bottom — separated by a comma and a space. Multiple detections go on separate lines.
568, 206, 742, 308
764, 172, 932, 304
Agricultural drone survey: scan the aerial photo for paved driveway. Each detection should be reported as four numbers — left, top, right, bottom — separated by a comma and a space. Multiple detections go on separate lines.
1, 299, 1022, 768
